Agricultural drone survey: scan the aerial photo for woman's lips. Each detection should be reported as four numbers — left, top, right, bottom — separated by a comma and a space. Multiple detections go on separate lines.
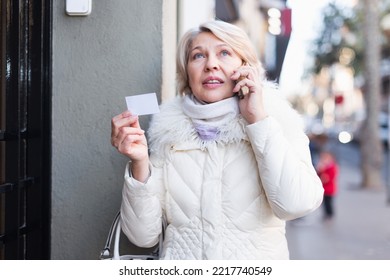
203, 77, 224, 88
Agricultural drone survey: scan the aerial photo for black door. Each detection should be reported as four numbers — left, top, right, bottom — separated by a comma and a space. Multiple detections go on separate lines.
0, 0, 51, 259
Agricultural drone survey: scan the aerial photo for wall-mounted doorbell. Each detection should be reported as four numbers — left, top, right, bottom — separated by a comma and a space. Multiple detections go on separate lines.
66, 0, 92, 16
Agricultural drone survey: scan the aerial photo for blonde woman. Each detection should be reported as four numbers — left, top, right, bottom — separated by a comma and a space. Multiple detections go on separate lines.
111, 20, 323, 259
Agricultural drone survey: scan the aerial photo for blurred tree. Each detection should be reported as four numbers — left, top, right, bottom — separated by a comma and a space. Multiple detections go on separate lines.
360, 0, 383, 189
309, 0, 390, 189
311, 3, 363, 75
311, 1, 390, 76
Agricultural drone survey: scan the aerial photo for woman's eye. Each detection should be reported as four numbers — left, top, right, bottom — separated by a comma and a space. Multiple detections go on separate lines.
221, 50, 230, 56
193, 53, 204, 59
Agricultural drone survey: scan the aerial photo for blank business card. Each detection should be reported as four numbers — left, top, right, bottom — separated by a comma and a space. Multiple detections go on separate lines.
125, 92, 160, 116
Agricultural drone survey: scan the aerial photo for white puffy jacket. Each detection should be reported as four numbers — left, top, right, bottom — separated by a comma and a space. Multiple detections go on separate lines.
120, 86, 323, 259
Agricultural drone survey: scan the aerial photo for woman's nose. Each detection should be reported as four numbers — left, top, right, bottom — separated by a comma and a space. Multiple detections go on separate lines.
205, 55, 219, 71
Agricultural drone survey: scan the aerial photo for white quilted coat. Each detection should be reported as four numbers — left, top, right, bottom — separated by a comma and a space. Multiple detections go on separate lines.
120, 85, 323, 259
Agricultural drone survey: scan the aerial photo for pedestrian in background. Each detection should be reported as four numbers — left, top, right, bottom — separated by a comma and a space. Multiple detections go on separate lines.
111, 20, 324, 259
316, 150, 338, 221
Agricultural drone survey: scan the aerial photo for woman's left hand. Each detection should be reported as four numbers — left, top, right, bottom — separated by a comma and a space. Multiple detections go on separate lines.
231, 65, 268, 124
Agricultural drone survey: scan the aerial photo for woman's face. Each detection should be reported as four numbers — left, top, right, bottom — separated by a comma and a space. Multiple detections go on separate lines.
187, 32, 243, 103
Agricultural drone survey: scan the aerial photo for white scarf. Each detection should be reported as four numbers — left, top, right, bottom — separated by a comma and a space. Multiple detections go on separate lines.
182, 94, 240, 141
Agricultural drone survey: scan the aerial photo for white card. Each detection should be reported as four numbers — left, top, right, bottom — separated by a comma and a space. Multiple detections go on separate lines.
125, 92, 160, 116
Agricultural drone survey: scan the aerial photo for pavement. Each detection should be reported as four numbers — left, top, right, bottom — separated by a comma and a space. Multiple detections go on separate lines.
286, 140, 390, 260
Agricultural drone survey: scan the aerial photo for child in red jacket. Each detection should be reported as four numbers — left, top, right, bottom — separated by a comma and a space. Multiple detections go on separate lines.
316, 150, 338, 220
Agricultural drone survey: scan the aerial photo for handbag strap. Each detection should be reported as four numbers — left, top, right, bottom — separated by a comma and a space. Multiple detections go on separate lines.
100, 211, 121, 259
100, 211, 166, 260
112, 218, 123, 260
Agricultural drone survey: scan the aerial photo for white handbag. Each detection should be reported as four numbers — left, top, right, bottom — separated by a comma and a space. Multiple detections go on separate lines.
100, 211, 165, 260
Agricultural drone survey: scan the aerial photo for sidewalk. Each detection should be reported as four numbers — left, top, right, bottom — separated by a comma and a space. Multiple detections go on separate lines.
286, 141, 390, 260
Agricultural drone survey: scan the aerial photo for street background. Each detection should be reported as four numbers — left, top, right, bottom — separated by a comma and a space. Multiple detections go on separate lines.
286, 140, 390, 259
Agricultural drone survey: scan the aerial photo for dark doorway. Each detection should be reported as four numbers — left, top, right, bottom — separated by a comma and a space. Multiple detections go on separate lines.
0, 0, 51, 259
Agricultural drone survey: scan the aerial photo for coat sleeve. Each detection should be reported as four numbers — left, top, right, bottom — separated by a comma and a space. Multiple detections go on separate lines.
246, 116, 323, 220
120, 161, 164, 248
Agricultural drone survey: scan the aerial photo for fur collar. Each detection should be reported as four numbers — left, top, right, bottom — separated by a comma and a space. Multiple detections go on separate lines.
147, 82, 304, 158
148, 96, 248, 154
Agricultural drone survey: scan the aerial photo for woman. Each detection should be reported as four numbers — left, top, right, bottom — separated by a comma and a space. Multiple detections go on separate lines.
111, 20, 323, 259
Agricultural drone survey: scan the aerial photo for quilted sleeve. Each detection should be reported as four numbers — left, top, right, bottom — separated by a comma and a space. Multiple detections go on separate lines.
120, 161, 164, 248
246, 116, 323, 220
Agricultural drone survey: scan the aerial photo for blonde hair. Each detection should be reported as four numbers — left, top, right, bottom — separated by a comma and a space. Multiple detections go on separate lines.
176, 20, 263, 95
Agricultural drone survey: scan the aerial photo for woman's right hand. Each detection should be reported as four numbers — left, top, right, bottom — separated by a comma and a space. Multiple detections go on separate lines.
111, 111, 150, 181
111, 111, 148, 160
